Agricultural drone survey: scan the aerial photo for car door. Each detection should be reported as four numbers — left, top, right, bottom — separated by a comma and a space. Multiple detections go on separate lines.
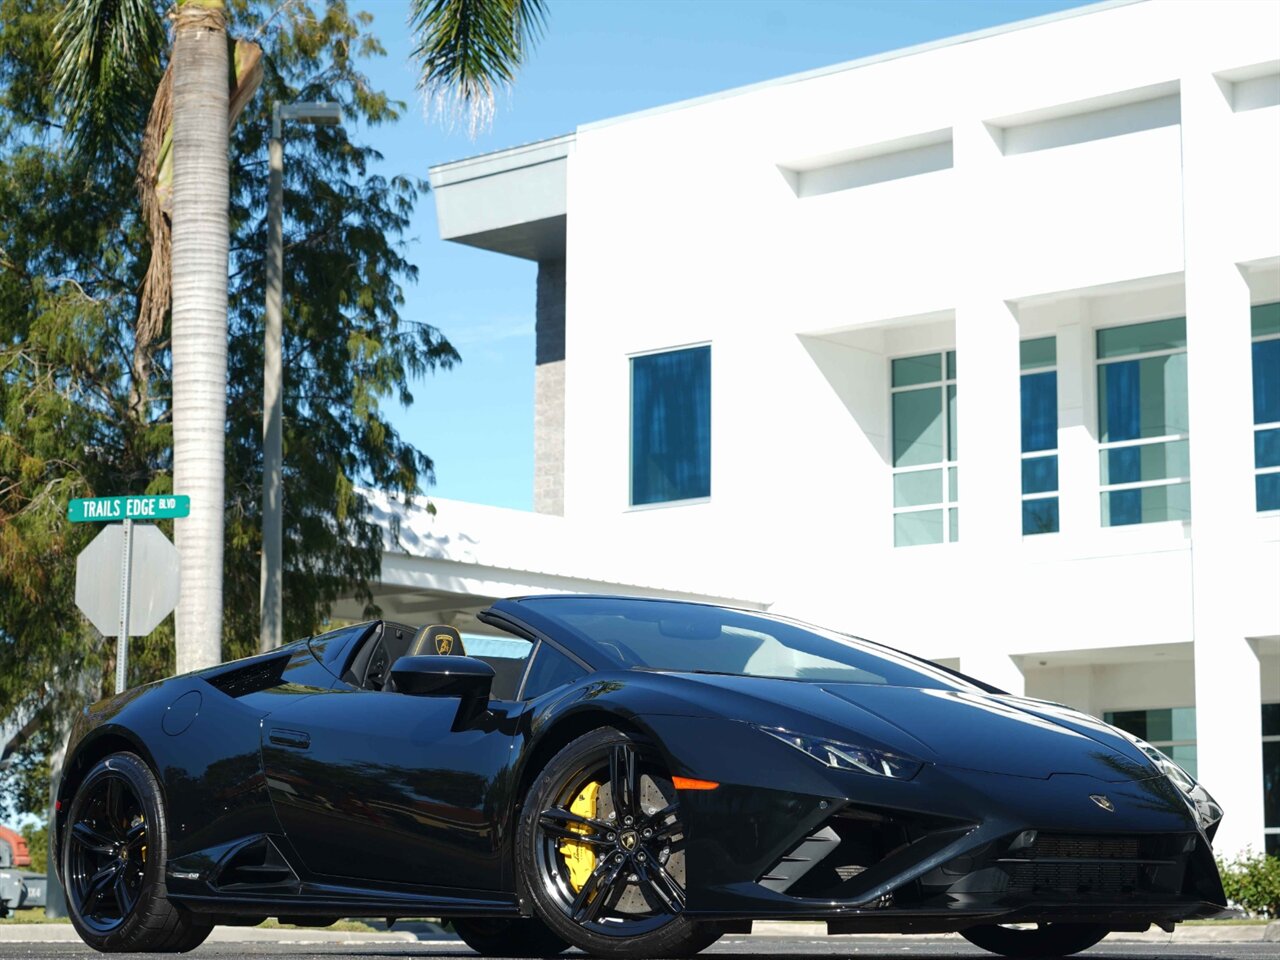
260, 680, 520, 892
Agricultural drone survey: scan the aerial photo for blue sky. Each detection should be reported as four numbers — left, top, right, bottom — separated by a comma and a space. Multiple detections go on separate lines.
349, 0, 1091, 510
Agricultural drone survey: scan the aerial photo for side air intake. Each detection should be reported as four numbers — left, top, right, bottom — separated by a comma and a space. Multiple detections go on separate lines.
213, 837, 298, 889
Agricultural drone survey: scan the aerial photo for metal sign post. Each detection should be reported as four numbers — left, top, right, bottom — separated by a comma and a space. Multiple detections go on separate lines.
115, 519, 133, 694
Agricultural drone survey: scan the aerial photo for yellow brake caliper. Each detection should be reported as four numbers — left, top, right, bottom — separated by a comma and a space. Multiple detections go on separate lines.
560, 781, 601, 893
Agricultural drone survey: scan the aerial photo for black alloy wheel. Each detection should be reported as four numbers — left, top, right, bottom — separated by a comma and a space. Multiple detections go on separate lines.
66, 771, 148, 931
961, 921, 1110, 958
63, 752, 211, 953
517, 727, 724, 959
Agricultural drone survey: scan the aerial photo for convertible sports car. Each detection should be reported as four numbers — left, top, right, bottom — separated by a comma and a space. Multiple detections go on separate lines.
55, 595, 1226, 958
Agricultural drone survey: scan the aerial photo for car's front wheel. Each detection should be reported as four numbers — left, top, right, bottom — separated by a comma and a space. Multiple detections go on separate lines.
516, 727, 723, 959
961, 922, 1109, 958
63, 751, 212, 953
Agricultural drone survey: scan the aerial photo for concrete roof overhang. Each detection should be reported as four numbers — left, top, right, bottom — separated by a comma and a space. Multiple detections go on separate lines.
428, 134, 572, 261
329, 491, 770, 631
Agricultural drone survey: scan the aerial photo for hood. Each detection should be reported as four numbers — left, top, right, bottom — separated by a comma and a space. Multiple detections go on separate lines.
672, 673, 1156, 782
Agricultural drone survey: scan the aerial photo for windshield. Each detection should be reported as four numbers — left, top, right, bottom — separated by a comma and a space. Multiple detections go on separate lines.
517, 597, 974, 690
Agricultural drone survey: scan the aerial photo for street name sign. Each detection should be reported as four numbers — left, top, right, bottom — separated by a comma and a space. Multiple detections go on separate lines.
70, 494, 186, 693
68, 495, 189, 523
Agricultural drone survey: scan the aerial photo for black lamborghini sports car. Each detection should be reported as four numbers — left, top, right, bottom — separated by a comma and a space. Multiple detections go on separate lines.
55, 595, 1226, 958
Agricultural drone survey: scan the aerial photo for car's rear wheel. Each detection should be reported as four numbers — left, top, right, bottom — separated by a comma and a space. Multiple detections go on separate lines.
961, 922, 1109, 958
63, 752, 212, 953
516, 727, 723, 959
451, 917, 569, 956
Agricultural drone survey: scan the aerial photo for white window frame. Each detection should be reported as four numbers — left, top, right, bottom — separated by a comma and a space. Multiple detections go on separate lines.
1020, 337, 1059, 535
890, 350, 958, 546
626, 342, 713, 511
1254, 316, 1280, 515
1095, 321, 1190, 524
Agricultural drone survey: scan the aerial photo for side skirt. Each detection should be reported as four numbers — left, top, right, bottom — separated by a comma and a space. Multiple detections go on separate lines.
175, 885, 520, 921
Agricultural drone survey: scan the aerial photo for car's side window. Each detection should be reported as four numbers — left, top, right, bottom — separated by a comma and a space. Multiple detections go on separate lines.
521, 642, 588, 701
465, 635, 534, 700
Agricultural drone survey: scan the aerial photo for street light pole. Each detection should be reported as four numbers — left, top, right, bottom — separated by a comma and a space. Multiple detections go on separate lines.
260, 100, 342, 653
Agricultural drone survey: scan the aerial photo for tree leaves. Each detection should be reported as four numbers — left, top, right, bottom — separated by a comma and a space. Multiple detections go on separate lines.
0, 0, 458, 803
409, 0, 546, 135
51, 0, 167, 166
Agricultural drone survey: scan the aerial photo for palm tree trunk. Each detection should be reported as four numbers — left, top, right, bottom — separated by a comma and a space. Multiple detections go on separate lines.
170, 0, 230, 673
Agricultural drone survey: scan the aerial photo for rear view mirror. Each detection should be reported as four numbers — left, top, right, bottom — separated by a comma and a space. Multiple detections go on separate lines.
389, 655, 495, 729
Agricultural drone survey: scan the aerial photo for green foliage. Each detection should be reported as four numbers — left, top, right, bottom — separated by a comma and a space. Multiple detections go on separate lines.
410, 0, 546, 133
20, 822, 48, 873
0, 0, 456, 814
1217, 851, 1280, 919
0, 731, 51, 821
51, 0, 167, 165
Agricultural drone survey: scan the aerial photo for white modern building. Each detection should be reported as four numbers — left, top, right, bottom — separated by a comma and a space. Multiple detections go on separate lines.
342, 0, 1280, 859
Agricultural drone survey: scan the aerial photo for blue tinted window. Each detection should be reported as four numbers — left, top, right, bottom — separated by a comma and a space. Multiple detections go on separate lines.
1255, 338, 1280, 426
1259, 473, 1280, 512
1022, 498, 1059, 535
1021, 371, 1057, 452
1257, 429, 1280, 470
631, 347, 711, 505
1022, 456, 1058, 494
1106, 489, 1142, 526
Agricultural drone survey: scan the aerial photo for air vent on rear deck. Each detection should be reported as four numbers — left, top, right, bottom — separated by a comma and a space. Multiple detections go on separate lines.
204, 654, 289, 698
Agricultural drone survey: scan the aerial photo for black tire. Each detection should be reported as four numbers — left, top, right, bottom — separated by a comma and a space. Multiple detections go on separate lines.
516, 727, 723, 959
961, 922, 1109, 958
63, 751, 212, 953
452, 917, 570, 956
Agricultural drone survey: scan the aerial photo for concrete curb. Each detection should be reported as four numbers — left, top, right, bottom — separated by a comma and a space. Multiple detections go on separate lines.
745, 920, 1279, 942
0, 925, 419, 944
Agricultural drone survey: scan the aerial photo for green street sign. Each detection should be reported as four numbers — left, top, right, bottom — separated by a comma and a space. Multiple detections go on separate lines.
68, 495, 190, 523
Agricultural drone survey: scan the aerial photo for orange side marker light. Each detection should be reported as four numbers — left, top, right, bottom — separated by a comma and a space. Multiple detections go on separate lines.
672, 776, 720, 791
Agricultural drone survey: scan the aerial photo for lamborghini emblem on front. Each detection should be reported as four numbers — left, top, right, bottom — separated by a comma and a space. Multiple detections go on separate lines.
1090, 794, 1115, 812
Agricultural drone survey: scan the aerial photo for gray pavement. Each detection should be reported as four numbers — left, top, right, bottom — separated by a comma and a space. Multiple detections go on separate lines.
1, 937, 1279, 960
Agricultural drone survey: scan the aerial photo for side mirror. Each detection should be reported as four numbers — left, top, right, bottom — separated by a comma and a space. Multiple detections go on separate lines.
389, 655, 495, 729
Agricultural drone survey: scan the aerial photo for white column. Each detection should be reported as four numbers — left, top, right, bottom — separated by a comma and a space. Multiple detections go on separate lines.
1056, 316, 1100, 542
952, 121, 1023, 551
960, 651, 1026, 697
1182, 72, 1265, 859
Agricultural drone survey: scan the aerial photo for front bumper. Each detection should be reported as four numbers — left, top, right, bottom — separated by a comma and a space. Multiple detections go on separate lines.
647, 716, 1227, 928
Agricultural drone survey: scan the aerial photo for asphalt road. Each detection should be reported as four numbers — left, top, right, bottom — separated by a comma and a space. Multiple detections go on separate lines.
0, 939, 1277, 960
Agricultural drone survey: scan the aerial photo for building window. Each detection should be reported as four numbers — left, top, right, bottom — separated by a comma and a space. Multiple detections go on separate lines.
1021, 337, 1059, 534
630, 345, 711, 506
891, 350, 957, 546
1264, 702, 1279, 856
1096, 317, 1190, 526
1104, 706, 1198, 779
1253, 303, 1280, 513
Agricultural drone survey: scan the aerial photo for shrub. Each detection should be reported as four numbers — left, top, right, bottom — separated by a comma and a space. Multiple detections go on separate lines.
1217, 850, 1280, 919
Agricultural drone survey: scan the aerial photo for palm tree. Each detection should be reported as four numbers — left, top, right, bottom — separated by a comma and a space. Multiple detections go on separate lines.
54, 0, 246, 674
409, 0, 547, 135
52, 0, 545, 675
166, 1, 232, 675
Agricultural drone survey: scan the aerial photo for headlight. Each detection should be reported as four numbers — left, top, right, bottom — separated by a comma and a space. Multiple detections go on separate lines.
1125, 734, 1223, 834
755, 725, 923, 780
1130, 736, 1196, 793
